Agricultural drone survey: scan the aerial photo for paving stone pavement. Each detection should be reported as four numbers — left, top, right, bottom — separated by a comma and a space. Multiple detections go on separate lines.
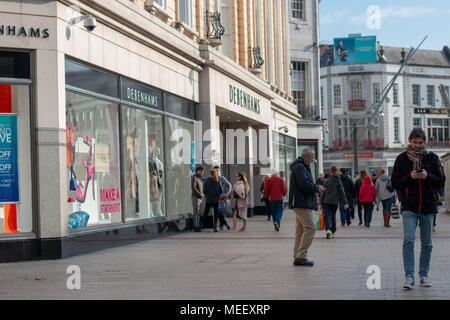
1, 206, 450, 300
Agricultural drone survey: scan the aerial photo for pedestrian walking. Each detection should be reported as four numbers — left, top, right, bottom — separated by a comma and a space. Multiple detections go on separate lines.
339, 168, 354, 226
359, 176, 376, 227
375, 168, 395, 228
264, 169, 287, 231
433, 187, 444, 232
201, 169, 224, 232
231, 172, 251, 232
259, 174, 272, 221
391, 128, 445, 290
213, 166, 232, 230
316, 173, 325, 187
354, 170, 367, 226
191, 165, 205, 232
321, 166, 348, 239
288, 147, 323, 267
371, 171, 380, 211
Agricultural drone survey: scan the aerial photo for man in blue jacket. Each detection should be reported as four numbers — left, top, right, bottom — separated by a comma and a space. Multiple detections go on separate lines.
289, 148, 323, 267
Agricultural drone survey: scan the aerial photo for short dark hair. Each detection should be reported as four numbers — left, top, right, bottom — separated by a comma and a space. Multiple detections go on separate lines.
340, 168, 347, 174
330, 166, 338, 174
196, 165, 205, 172
408, 128, 426, 141
213, 165, 220, 170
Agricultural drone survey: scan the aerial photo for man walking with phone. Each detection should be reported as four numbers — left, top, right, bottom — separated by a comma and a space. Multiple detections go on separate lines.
391, 128, 445, 290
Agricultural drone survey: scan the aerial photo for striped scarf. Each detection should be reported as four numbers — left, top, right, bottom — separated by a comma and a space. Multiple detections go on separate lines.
405, 144, 428, 162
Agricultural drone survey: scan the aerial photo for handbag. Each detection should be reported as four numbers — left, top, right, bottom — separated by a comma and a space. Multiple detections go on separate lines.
69, 168, 78, 191
314, 212, 321, 230
391, 203, 400, 219
218, 200, 226, 212
319, 206, 325, 230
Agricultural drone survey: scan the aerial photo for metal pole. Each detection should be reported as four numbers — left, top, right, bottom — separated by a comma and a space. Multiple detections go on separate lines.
353, 126, 358, 177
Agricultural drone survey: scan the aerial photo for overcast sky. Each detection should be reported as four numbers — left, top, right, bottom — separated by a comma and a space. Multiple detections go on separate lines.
319, 0, 450, 50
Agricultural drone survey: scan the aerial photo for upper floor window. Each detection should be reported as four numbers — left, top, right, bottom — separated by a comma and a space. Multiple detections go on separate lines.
373, 83, 380, 104
393, 84, 399, 105
334, 84, 341, 106
178, 0, 193, 27
154, 0, 167, 9
350, 80, 363, 100
427, 85, 435, 106
291, 0, 304, 20
292, 61, 307, 110
412, 84, 421, 105
394, 117, 400, 142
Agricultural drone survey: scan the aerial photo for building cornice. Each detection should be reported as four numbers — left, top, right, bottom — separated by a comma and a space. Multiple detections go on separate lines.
61, 0, 205, 72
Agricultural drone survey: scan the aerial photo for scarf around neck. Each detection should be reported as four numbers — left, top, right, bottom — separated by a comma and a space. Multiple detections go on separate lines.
405, 144, 428, 162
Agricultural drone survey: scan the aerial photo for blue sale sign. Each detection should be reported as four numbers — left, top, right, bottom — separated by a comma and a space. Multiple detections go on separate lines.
190, 141, 196, 174
0, 114, 19, 203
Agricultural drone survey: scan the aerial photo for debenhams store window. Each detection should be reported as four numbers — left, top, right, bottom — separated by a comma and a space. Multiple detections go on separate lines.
65, 59, 195, 231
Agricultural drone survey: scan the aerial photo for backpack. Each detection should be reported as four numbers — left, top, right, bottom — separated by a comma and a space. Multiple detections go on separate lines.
385, 178, 394, 193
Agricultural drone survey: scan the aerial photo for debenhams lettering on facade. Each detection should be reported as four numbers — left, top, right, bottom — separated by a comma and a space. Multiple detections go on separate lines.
0, 25, 49, 38
126, 87, 159, 108
229, 85, 260, 114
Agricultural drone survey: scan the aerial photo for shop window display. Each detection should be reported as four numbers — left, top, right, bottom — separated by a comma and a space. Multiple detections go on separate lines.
66, 91, 121, 229
164, 117, 195, 216
122, 107, 165, 220
0, 84, 33, 234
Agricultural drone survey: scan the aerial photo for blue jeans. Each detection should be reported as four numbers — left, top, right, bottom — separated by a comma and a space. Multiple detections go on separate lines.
339, 199, 352, 225
323, 204, 338, 233
270, 200, 283, 226
381, 195, 395, 213
402, 211, 434, 278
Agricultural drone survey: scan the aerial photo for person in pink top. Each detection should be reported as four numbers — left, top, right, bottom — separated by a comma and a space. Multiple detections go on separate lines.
359, 175, 377, 227
264, 169, 288, 231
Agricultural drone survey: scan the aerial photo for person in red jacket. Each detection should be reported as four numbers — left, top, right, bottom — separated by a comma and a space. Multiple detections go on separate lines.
264, 169, 288, 231
359, 175, 377, 227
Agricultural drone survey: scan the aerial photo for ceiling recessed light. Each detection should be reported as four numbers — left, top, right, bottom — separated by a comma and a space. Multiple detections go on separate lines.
227, 116, 231, 118
236, 119, 241, 122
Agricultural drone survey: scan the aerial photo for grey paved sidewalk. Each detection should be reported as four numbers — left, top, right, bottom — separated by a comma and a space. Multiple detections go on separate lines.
1, 206, 450, 300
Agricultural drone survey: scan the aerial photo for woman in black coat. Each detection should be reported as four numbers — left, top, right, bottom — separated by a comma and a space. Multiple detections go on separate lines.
201, 169, 224, 232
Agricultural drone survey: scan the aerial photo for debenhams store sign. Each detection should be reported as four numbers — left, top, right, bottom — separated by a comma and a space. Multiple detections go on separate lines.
0, 25, 49, 38
229, 85, 260, 114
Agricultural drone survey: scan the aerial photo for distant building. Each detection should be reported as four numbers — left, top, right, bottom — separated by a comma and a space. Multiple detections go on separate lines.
321, 36, 450, 176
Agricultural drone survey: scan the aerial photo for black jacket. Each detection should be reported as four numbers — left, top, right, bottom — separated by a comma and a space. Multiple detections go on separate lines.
322, 175, 347, 206
339, 174, 354, 202
354, 178, 363, 204
391, 151, 445, 215
203, 178, 223, 204
288, 157, 318, 210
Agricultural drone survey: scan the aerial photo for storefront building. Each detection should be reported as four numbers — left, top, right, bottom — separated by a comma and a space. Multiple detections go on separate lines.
0, 0, 299, 262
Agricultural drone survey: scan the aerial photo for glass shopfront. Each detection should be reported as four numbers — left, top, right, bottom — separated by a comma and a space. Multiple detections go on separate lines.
65, 58, 196, 230
0, 51, 33, 235
272, 132, 297, 202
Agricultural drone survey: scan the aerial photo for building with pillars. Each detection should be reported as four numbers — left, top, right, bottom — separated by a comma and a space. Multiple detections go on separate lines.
0, 0, 298, 261
289, 0, 323, 181
320, 36, 450, 177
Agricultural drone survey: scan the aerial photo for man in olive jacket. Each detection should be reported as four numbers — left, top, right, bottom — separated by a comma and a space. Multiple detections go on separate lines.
289, 147, 323, 267
191, 165, 205, 232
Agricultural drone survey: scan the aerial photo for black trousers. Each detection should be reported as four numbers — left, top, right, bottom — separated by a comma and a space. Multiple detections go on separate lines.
362, 202, 374, 224
203, 202, 226, 228
356, 202, 363, 223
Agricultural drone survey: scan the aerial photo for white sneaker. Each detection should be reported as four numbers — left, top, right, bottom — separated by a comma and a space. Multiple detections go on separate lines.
403, 277, 415, 290
420, 276, 432, 287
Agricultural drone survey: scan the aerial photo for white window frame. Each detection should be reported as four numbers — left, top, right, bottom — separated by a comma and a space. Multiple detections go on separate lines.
333, 84, 341, 107
291, 0, 305, 20
350, 80, 363, 100
412, 84, 421, 106
373, 83, 380, 104
394, 117, 400, 142
413, 118, 421, 128
393, 84, 399, 105
427, 85, 435, 107
178, 0, 193, 27
154, 0, 167, 10
292, 61, 307, 110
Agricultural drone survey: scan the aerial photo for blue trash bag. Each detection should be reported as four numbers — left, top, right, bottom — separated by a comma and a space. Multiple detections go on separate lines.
68, 211, 90, 229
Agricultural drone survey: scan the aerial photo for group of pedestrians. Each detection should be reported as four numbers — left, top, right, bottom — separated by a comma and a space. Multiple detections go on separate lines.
191, 165, 250, 232
190, 128, 445, 291
288, 128, 445, 291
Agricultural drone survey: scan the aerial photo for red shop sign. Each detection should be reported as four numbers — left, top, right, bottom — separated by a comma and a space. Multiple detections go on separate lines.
343, 152, 374, 159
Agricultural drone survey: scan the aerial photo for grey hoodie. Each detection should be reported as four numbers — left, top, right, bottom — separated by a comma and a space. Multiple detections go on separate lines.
375, 174, 395, 201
